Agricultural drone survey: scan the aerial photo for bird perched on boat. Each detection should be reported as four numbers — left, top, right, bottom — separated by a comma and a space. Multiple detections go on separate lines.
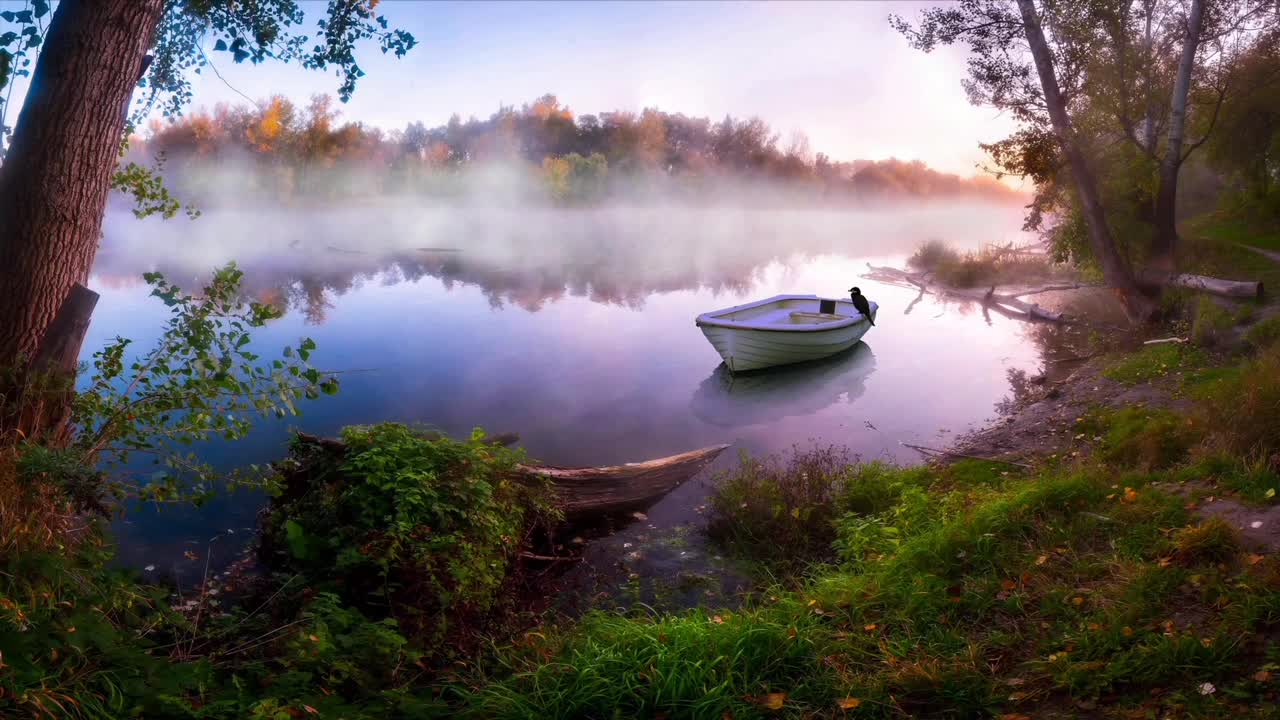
848, 287, 875, 325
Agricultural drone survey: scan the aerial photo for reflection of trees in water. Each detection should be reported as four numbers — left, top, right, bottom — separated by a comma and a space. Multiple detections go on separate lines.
95, 244, 799, 324
93, 204, 1030, 323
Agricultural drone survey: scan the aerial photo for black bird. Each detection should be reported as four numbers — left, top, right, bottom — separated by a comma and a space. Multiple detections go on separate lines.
848, 286, 875, 325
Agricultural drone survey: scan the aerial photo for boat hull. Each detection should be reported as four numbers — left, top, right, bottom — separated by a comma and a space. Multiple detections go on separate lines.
700, 320, 872, 371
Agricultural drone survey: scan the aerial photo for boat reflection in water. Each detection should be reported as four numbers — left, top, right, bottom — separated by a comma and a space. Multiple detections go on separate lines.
689, 343, 877, 429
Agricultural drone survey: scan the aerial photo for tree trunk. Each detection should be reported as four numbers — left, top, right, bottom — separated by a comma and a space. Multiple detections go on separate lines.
0, 0, 164, 371
1152, 0, 1205, 265
1017, 0, 1157, 321
1141, 0, 1158, 156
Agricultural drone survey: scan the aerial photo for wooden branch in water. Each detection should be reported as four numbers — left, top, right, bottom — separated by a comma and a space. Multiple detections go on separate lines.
900, 442, 1032, 469
863, 264, 1068, 323
1139, 269, 1263, 300
1010, 283, 1096, 298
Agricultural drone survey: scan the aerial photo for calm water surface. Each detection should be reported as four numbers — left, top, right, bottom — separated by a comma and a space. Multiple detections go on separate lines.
87, 203, 1052, 586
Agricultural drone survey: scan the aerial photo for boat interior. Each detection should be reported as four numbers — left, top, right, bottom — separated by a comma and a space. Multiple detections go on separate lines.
709, 297, 857, 325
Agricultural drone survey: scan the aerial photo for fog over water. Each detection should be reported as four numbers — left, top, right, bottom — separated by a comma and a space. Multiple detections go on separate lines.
89, 200, 1051, 579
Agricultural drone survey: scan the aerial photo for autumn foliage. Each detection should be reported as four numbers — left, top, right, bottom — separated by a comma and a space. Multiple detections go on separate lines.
125, 93, 1027, 207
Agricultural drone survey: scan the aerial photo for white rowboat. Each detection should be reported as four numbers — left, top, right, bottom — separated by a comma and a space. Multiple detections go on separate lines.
695, 294, 877, 373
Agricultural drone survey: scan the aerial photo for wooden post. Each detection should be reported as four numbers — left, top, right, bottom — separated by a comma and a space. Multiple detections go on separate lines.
32, 284, 99, 376
14, 283, 99, 444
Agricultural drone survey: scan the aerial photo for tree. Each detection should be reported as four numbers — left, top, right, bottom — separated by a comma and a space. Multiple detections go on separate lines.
0, 0, 414, 435
894, 0, 1157, 320
1152, 0, 1206, 264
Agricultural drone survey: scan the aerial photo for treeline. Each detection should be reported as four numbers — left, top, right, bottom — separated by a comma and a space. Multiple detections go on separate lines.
124, 93, 1025, 207
1205, 28, 1280, 217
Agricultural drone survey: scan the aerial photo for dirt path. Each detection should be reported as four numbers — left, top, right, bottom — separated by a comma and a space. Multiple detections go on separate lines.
1238, 243, 1280, 265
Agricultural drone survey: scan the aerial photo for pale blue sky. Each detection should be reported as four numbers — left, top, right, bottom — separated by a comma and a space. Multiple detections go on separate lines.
9, 1, 1020, 178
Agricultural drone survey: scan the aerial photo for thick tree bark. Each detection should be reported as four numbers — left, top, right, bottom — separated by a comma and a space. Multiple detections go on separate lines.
0, 0, 165, 369
1017, 0, 1157, 321
1152, 0, 1205, 265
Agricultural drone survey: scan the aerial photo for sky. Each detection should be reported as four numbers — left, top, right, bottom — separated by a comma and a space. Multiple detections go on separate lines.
6, 1, 1021, 179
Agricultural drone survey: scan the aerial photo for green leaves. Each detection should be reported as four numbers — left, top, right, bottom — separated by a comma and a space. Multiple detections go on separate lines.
109, 160, 199, 220
72, 264, 340, 504
285, 519, 309, 559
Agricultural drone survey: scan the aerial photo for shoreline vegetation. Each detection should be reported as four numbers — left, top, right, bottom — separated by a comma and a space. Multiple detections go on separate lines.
3, 211, 1280, 718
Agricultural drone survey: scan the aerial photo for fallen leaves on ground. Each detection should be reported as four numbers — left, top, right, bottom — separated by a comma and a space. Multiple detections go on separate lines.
759, 692, 787, 710
837, 697, 861, 710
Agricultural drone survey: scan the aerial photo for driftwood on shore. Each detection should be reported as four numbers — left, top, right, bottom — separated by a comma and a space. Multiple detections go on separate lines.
1138, 270, 1264, 300
290, 432, 729, 521
863, 264, 1072, 323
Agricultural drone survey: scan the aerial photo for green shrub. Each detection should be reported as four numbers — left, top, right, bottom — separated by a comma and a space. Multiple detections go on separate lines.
1190, 297, 1234, 347
1244, 315, 1280, 351
706, 447, 853, 574
262, 424, 558, 645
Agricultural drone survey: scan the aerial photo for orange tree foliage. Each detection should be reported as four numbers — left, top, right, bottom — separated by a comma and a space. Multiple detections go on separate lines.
130, 93, 1027, 206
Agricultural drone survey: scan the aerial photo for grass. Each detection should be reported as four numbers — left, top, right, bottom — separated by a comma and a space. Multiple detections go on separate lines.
1177, 452, 1280, 506
1202, 344, 1280, 457
443, 464, 1280, 719
705, 447, 855, 575
1091, 406, 1201, 471
1245, 315, 1280, 350
1187, 209, 1280, 252
1103, 342, 1209, 384
1192, 296, 1235, 347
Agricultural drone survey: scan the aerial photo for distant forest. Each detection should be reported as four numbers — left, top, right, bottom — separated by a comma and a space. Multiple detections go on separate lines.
123, 94, 1026, 207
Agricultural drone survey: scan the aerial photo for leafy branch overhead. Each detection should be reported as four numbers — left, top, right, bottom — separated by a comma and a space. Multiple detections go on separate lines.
143, 0, 417, 120
70, 264, 338, 504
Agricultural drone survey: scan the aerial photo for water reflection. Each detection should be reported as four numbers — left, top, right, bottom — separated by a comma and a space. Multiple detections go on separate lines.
690, 343, 877, 428
97, 204, 1031, 321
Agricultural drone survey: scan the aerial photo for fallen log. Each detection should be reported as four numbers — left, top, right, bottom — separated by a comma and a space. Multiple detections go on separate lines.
1139, 270, 1263, 300
864, 264, 1068, 322
290, 432, 729, 520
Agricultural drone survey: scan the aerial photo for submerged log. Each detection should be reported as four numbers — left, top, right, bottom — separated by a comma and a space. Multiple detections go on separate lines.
1139, 270, 1264, 300
863, 264, 1068, 323
290, 432, 728, 520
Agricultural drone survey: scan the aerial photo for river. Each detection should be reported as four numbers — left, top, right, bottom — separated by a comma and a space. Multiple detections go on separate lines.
86, 201, 1055, 591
